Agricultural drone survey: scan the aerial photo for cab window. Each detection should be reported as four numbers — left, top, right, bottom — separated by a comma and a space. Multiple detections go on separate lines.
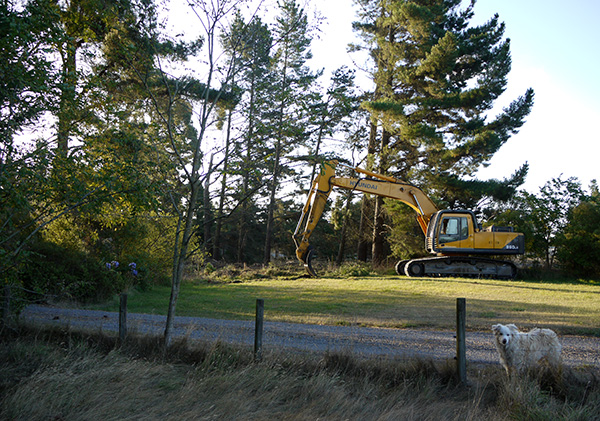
439, 216, 469, 243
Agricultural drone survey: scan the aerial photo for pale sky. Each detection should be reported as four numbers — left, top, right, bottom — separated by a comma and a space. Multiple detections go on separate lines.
309, 0, 600, 193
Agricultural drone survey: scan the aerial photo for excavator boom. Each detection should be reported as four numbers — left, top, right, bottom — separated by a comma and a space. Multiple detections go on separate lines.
293, 160, 437, 274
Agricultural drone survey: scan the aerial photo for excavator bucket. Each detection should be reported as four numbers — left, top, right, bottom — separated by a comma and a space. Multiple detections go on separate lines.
303, 247, 318, 277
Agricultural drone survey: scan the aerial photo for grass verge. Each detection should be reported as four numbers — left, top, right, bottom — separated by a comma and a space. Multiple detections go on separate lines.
2, 326, 599, 420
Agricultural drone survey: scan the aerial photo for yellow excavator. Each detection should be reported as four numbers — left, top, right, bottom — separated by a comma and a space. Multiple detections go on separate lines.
293, 160, 524, 279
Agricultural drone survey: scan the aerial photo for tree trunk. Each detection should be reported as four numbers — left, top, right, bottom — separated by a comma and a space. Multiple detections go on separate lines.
357, 198, 371, 262
263, 138, 281, 265
57, 40, 78, 157
203, 154, 214, 251
214, 110, 233, 260
371, 195, 385, 265
371, 129, 391, 265
264, 46, 289, 265
309, 112, 327, 182
164, 175, 202, 346
357, 121, 378, 261
336, 190, 353, 265
237, 72, 256, 263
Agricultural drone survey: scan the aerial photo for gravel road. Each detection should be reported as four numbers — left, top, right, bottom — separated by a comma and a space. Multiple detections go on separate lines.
20, 305, 600, 369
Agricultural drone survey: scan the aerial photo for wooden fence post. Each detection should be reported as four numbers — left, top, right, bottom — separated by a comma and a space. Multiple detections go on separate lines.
456, 298, 467, 384
119, 293, 128, 342
254, 298, 264, 361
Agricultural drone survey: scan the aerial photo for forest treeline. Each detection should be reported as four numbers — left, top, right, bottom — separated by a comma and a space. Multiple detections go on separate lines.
2, 0, 599, 311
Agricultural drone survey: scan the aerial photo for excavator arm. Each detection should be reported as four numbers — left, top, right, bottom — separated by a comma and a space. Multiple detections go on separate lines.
293, 160, 439, 275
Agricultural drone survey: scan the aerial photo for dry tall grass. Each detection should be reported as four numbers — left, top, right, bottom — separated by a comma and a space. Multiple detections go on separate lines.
1, 326, 599, 420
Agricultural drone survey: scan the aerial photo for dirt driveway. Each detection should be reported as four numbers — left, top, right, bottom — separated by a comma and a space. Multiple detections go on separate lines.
20, 305, 600, 369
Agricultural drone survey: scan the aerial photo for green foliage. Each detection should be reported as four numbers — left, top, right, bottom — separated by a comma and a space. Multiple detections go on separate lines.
491, 176, 598, 276
556, 196, 600, 277
385, 199, 427, 260
358, 0, 534, 180
42, 210, 174, 286
19, 240, 124, 302
1, 0, 65, 277
437, 163, 529, 209
0, 0, 63, 140
15, 228, 164, 302
518, 177, 583, 267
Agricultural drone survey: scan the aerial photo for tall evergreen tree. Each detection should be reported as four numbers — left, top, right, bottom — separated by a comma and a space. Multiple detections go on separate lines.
352, 0, 395, 262
263, 0, 320, 264
220, 13, 273, 263
307, 67, 360, 180
354, 0, 534, 264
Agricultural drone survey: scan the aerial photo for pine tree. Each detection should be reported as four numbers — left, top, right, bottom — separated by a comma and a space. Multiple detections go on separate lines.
263, 0, 320, 264
354, 0, 534, 263
307, 66, 361, 180
220, 13, 273, 263
364, 0, 534, 180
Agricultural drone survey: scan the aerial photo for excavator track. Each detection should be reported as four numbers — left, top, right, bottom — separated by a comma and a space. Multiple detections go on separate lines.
397, 256, 517, 280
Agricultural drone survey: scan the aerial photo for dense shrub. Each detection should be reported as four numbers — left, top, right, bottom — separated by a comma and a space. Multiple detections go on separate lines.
19, 241, 129, 302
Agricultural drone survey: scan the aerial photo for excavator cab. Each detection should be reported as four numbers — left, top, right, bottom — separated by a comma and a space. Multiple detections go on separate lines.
426, 210, 524, 256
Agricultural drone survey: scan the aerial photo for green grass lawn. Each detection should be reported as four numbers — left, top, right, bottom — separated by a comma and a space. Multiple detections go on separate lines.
90, 274, 600, 336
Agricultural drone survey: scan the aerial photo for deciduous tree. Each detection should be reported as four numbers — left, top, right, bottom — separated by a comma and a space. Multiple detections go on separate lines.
557, 182, 600, 277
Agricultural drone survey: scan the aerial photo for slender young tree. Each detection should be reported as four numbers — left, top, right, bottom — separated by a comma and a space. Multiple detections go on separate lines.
159, 0, 247, 345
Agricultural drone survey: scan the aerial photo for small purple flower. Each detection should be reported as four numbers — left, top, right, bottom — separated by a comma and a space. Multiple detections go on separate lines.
128, 262, 137, 269
106, 262, 112, 269
111, 260, 119, 268
132, 269, 138, 277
